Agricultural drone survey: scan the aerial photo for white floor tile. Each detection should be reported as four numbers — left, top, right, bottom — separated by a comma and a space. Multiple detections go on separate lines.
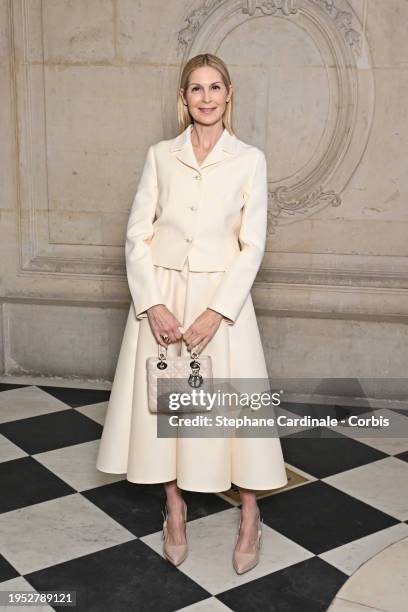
0, 387, 69, 424
75, 402, 107, 425
0, 576, 54, 611
337, 536, 408, 612
323, 457, 408, 521
319, 522, 408, 575
33, 440, 124, 491
0, 434, 27, 463
328, 596, 386, 611
0, 493, 135, 574
141, 507, 314, 595
178, 597, 233, 611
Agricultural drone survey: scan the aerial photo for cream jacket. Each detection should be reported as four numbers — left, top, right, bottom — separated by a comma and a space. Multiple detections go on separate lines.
125, 123, 268, 325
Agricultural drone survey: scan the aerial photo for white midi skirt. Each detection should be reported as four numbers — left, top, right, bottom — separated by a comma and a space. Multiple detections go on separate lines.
96, 258, 288, 493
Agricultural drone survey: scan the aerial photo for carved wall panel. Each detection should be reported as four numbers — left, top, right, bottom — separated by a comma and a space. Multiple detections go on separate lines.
11, 0, 127, 276
162, 0, 374, 233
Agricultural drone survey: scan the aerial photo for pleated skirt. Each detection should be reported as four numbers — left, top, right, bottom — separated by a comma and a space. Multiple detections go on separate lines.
96, 258, 288, 492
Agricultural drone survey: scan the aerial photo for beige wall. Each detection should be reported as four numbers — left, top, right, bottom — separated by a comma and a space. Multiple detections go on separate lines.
0, 0, 407, 395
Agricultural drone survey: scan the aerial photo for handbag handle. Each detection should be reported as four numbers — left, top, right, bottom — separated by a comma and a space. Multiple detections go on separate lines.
157, 343, 198, 360
156, 343, 203, 388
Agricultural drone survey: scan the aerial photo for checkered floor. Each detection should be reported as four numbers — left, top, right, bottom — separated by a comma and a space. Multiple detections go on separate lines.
0, 383, 407, 612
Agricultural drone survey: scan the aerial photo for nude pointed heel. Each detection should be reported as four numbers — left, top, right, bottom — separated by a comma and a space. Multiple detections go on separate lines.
162, 499, 188, 566
232, 512, 263, 575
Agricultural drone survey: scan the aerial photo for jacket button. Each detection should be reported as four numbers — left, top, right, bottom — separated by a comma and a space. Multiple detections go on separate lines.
185, 237, 192, 243
189, 205, 196, 211
193, 174, 201, 180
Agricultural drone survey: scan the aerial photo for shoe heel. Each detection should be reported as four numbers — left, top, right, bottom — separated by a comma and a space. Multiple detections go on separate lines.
232, 511, 262, 575
162, 500, 188, 567
258, 517, 263, 549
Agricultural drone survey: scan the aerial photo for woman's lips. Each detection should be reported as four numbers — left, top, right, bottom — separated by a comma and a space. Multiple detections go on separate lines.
199, 108, 216, 113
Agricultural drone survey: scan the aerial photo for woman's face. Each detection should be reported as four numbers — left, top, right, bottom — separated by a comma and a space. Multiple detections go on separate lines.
181, 66, 231, 127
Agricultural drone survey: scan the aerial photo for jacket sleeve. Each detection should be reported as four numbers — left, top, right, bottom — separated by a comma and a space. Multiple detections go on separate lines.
125, 145, 165, 320
206, 149, 268, 325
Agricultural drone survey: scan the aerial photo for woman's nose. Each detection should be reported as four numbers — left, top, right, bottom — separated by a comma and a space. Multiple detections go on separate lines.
201, 91, 213, 101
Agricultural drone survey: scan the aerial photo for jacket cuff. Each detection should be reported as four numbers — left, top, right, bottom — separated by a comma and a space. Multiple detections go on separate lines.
135, 300, 164, 321
206, 306, 235, 326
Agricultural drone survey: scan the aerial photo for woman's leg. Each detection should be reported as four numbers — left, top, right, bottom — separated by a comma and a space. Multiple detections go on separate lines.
236, 486, 261, 552
163, 479, 187, 545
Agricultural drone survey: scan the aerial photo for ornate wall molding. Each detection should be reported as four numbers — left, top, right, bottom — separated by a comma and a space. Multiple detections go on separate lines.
169, 0, 374, 234
309, 0, 362, 53
178, 0, 362, 55
242, 0, 298, 18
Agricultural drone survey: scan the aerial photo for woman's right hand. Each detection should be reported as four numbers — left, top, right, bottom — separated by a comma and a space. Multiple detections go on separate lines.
147, 304, 183, 346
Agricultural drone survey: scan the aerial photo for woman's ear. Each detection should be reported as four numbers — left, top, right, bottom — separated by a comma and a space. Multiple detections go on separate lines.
180, 88, 187, 105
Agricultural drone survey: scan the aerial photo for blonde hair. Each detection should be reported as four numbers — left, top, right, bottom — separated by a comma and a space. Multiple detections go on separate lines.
177, 53, 234, 135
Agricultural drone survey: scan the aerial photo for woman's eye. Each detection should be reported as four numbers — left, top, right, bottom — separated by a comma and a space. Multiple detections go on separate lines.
190, 85, 221, 92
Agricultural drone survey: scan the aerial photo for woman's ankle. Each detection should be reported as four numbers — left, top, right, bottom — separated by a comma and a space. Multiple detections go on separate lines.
165, 495, 185, 512
240, 504, 260, 519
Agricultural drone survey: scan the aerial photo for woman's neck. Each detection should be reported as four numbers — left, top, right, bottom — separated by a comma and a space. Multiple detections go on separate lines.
190, 122, 224, 153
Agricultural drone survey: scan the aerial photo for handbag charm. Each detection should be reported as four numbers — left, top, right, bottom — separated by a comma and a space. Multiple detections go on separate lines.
188, 355, 203, 388
157, 348, 167, 370
147, 344, 214, 413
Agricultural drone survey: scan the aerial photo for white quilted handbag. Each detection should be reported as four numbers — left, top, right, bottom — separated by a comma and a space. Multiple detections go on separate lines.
147, 344, 214, 414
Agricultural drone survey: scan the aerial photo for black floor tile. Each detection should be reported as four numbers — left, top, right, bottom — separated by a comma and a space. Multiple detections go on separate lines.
217, 556, 348, 612
258, 480, 399, 555
280, 427, 388, 478
83, 481, 232, 537
82, 481, 167, 538
392, 408, 408, 418
0, 383, 31, 393
395, 451, 408, 463
0, 457, 75, 514
24, 539, 210, 612
38, 386, 110, 408
0, 409, 103, 454
0, 554, 20, 583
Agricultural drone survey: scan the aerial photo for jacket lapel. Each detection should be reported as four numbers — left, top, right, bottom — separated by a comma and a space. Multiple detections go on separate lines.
170, 124, 238, 171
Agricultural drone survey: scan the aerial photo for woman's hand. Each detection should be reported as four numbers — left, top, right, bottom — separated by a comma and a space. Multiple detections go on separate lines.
147, 304, 183, 347
182, 308, 224, 354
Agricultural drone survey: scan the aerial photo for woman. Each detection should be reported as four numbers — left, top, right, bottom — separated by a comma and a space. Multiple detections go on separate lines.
96, 53, 288, 574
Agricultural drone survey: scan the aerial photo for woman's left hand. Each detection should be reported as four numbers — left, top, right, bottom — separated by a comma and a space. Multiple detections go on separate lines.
182, 308, 224, 354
